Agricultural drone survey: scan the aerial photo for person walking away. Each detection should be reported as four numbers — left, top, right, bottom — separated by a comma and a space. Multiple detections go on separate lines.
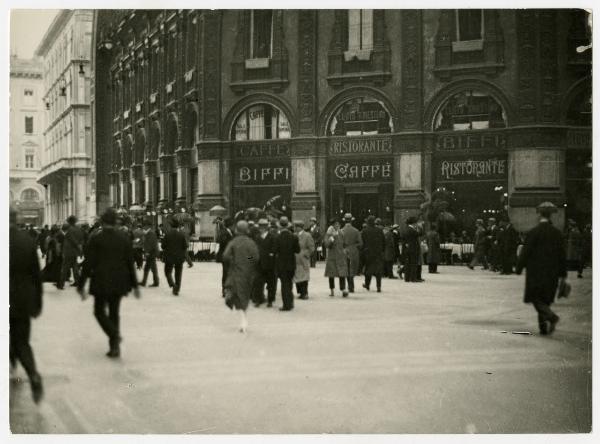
383, 224, 396, 278
403, 217, 421, 282
500, 218, 519, 275
294, 220, 315, 300
9, 207, 44, 403
140, 221, 160, 287
38, 225, 49, 257
253, 218, 278, 307
361, 216, 385, 292
468, 219, 489, 270
77, 208, 140, 358
216, 216, 234, 296
57, 215, 84, 289
565, 219, 584, 278
42, 225, 62, 284
342, 213, 363, 292
274, 217, 300, 311
324, 218, 349, 297
426, 224, 441, 274
223, 221, 259, 332
132, 223, 145, 270
308, 217, 322, 267
181, 223, 194, 268
516, 202, 567, 335
161, 219, 188, 296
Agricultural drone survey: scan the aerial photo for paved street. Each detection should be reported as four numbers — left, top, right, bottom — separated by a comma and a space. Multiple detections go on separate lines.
9, 262, 592, 434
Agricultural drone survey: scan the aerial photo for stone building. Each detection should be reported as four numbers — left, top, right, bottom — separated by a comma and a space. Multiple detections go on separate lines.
9, 56, 46, 226
93, 9, 591, 237
36, 10, 95, 224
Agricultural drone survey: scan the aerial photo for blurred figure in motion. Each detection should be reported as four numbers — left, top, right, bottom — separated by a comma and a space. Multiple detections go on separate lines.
9, 207, 44, 403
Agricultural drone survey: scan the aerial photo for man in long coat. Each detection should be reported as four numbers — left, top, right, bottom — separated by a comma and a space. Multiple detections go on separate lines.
77, 208, 140, 358
383, 224, 396, 278
10, 207, 44, 403
308, 217, 322, 267
140, 221, 160, 287
223, 221, 259, 332
499, 218, 519, 275
516, 202, 567, 335
426, 224, 441, 274
361, 215, 385, 292
342, 213, 362, 293
403, 216, 421, 282
294, 220, 315, 300
161, 219, 188, 296
253, 218, 277, 307
216, 216, 234, 296
274, 217, 300, 311
57, 215, 84, 289
324, 219, 349, 297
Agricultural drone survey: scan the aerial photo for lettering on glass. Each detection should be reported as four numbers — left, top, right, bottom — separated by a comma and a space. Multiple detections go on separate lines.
235, 164, 291, 186
437, 158, 507, 181
329, 137, 392, 155
435, 133, 507, 151
331, 159, 393, 183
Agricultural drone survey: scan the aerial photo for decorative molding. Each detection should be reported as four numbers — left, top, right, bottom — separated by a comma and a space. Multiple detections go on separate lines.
516, 10, 538, 124
175, 147, 193, 168
158, 154, 175, 172
297, 10, 317, 136
539, 10, 558, 123
203, 11, 221, 139
197, 141, 222, 160
144, 159, 158, 177
400, 10, 422, 130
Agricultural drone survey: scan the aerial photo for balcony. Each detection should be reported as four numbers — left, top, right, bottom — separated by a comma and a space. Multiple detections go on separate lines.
37, 153, 92, 184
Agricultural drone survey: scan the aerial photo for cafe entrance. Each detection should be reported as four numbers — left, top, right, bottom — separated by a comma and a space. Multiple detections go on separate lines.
330, 184, 394, 227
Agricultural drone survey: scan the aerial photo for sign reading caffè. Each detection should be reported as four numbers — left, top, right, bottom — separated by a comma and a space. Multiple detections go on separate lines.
330, 158, 393, 183
329, 136, 392, 156
436, 155, 507, 182
436, 132, 507, 151
235, 142, 291, 158
234, 161, 291, 186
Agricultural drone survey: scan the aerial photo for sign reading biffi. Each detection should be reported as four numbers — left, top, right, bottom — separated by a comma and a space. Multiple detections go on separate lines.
436, 132, 507, 151
234, 162, 291, 186
330, 158, 393, 183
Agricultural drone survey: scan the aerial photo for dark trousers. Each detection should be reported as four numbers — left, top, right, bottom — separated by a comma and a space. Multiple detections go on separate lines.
364, 274, 382, 290
279, 271, 294, 309
164, 261, 183, 291
9, 317, 39, 380
501, 253, 514, 274
533, 300, 559, 329
221, 262, 229, 295
329, 277, 346, 290
295, 281, 308, 297
347, 276, 355, 292
253, 269, 276, 305
133, 249, 144, 269
58, 255, 79, 288
417, 265, 423, 280
310, 251, 317, 268
93, 294, 122, 343
384, 261, 394, 277
404, 264, 418, 282
185, 251, 193, 267
142, 255, 159, 285
428, 263, 438, 273
469, 250, 488, 269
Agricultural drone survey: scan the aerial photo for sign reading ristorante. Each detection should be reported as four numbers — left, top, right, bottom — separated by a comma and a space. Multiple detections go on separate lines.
436, 155, 507, 182
329, 137, 392, 156
330, 158, 393, 183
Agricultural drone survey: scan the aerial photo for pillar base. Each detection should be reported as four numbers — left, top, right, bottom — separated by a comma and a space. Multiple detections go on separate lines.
508, 190, 566, 232
393, 190, 426, 225
291, 193, 320, 224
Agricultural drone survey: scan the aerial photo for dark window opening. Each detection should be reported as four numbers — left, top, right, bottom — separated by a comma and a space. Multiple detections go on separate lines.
250, 10, 273, 59
457, 10, 483, 41
434, 90, 506, 131
25, 116, 34, 134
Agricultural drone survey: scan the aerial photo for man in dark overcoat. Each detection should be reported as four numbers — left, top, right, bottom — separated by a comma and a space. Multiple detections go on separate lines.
274, 216, 300, 311
516, 202, 567, 335
426, 224, 441, 274
499, 218, 519, 275
253, 218, 278, 307
216, 216, 234, 296
342, 213, 363, 292
77, 208, 140, 358
161, 219, 188, 296
10, 207, 44, 403
361, 215, 385, 292
308, 217, 322, 267
140, 221, 160, 287
403, 216, 421, 282
57, 215, 84, 289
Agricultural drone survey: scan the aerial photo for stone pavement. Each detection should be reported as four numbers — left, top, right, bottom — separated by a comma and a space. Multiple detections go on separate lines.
8, 262, 592, 434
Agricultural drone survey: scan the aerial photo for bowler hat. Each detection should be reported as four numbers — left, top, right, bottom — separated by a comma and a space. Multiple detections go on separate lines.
293, 220, 305, 227
537, 201, 557, 217
343, 213, 353, 222
258, 218, 269, 226
279, 216, 289, 227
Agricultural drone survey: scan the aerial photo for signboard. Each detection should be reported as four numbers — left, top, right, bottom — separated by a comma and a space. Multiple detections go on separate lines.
234, 143, 291, 158
436, 155, 507, 182
330, 158, 393, 183
567, 130, 592, 150
329, 97, 393, 135
329, 136, 392, 156
435, 132, 507, 151
234, 162, 291, 186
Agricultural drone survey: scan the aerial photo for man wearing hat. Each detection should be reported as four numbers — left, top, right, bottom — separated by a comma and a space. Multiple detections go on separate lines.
516, 202, 567, 335
161, 219, 189, 296
403, 216, 421, 282
294, 220, 315, 299
361, 215, 385, 292
253, 218, 278, 307
342, 213, 363, 293
308, 217, 322, 267
468, 219, 489, 270
274, 216, 300, 311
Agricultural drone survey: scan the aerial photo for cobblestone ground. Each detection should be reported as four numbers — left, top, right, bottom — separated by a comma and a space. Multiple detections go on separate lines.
8, 262, 592, 434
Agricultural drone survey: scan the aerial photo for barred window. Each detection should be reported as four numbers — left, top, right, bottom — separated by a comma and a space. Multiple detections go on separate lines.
456, 10, 483, 41
232, 104, 291, 141
249, 10, 273, 59
25, 116, 34, 134
348, 9, 373, 51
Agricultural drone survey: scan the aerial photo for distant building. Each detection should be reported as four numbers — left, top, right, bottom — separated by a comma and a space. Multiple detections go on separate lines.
93, 10, 591, 236
9, 56, 45, 227
36, 10, 95, 224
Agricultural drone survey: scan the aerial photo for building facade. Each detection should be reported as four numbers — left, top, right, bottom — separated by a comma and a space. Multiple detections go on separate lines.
93, 10, 592, 237
9, 56, 46, 226
36, 10, 95, 224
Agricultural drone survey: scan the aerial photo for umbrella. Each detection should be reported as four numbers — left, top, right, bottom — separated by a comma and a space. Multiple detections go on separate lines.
209, 205, 227, 217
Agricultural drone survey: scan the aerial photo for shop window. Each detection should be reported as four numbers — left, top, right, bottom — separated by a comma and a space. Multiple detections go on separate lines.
345, 10, 373, 60
566, 90, 592, 127
232, 104, 291, 140
249, 10, 273, 60
328, 96, 393, 136
434, 90, 506, 131
21, 188, 39, 202
25, 154, 34, 169
25, 116, 34, 134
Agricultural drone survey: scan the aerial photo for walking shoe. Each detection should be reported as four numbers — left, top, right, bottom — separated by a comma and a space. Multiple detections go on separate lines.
106, 348, 120, 358
140, 281, 146, 287
539, 320, 550, 335
150, 283, 159, 287
362, 283, 370, 291
329, 290, 334, 297
342, 290, 349, 297
298, 295, 308, 300
548, 316, 560, 334
172, 289, 179, 296
279, 307, 292, 311
267, 301, 273, 307
30, 373, 44, 404
377, 288, 381, 293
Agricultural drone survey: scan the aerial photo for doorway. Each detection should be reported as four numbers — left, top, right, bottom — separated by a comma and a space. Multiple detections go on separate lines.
330, 184, 393, 227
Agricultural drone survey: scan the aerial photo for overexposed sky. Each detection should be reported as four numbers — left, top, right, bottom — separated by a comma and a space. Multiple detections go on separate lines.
10, 9, 60, 59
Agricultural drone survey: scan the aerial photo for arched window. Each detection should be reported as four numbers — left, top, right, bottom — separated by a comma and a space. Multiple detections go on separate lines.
434, 90, 507, 131
328, 96, 393, 136
21, 188, 40, 202
232, 104, 291, 141
134, 129, 145, 165
566, 90, 592, 127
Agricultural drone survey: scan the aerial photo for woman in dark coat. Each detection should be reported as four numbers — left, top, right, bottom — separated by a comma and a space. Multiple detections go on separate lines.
426, 224, 441, 274
361, 216, 385, 292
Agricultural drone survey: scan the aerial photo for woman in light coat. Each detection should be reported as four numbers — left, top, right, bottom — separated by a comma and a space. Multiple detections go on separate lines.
294, 220, 315, 299
324, 218, 349, 297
